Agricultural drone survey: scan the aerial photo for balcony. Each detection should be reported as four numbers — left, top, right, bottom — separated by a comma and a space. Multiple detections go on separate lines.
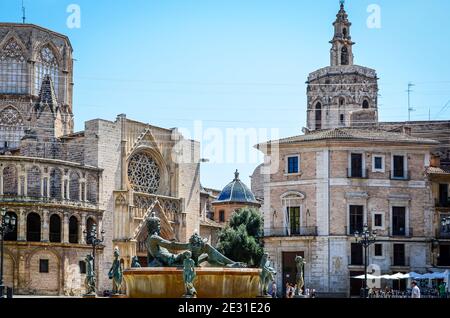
263, 227, 318, 238
0, 195, 99, 210
389, 170, 411, 181
347, 168, 369, 179
391, 256, 410, 267
435, 199, 450, 209
391, 227, 414, 238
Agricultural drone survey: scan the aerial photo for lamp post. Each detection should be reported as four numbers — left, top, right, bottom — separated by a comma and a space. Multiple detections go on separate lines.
83, 223, 105, 272
354, 224, 377, 298
0, 207, 16, 298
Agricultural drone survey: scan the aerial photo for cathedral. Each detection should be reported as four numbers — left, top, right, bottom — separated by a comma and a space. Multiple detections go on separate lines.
0, 22, 201, 295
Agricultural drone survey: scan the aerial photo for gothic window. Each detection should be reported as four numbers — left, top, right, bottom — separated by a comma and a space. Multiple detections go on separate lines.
362, 100, 370, 109
27, 212, 41, 242
0, 38, 27, 94
69, 216, 79, 244
69, 171, 80, 201
34, 45, 59, 96
127, 153, 161, 194
27, 166, 42, 198
86, 174, 98, 203
3, 164, 18, 196
339, 98, 345, 106
315, 102, 322, 130
50, 168, 62, 200
341, 46, 349, 65
0, 106, 25, 149
49, 214, 61, 243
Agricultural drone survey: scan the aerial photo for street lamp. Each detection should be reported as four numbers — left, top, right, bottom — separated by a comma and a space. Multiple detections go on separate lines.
83, 223, 105, 272
0, 207, 16, 298
354, 224, 377, 298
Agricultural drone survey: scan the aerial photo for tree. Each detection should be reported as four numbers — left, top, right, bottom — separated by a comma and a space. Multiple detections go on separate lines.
216, 207, 264, 267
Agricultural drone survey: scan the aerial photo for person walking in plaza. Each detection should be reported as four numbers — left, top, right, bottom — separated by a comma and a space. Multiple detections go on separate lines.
411, 281, 421, 298
439, 282, 447, 299
271, 281, 277, 298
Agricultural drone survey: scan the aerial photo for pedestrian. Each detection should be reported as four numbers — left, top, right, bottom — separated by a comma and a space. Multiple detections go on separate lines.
439, 282, 446, 299
311, 288, 316, 298
411, 281, 421, 298
271, 281, 277, 298
285, 283, 290, 298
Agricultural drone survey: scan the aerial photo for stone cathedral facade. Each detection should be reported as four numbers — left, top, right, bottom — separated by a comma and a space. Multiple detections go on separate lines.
0, 23, 200, 296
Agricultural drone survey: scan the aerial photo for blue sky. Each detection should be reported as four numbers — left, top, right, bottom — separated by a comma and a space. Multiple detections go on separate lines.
1, 0, 450, 190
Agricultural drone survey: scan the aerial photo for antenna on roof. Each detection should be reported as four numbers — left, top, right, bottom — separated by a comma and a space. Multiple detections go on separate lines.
21, 0, 26, 24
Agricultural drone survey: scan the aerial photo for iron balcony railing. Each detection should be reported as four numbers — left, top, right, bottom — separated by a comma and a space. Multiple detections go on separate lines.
347, 168, 369, 179
389, 170, 411, 181
435, 198, 450, 208
263, 227, 318, 237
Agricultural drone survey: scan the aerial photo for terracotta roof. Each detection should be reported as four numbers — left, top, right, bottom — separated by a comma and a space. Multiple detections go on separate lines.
257, 128, 439, 147
200, 218, 224, 229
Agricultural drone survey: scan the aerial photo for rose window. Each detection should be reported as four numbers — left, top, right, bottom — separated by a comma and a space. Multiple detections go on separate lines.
128, 153, 161, 194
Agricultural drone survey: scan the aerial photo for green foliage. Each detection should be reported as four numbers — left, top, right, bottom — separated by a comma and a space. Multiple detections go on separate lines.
216, 207, 264, 267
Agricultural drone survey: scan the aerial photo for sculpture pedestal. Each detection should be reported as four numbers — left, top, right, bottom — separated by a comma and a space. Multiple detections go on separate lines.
256, 295, 273, 299
124, 267, 260, 298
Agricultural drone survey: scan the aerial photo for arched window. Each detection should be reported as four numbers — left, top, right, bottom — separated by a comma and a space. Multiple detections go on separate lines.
49, 214, 61, 243
87, 174, 98, 203
27, 212, 41, 242
0, 38, 27, 94
69, 171, 80, 201
69, 216, 79, 244
27, 166, 41, 198
362, 100, 370, 109
50, 168, 62, 200
343, 28, 348, 38
34, 45, 59, 96
86, 218, 97, 244
3, 165, 18, 196
4, 211, 18, 241
341, 46, 349, 65
339, 98, 345, 107
0, 106, 25, 149
315, 102, 322, 130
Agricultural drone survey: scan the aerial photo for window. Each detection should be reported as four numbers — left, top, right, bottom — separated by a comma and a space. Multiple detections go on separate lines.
374, 244, 383, 257
49, 214, 61, 243
27, 212, 41, 242
287, 155, 300, 174
349, 205, 364, 234
392, 207, 406, 236
339, 98, 345, 106
39, 259, 49, 273
79, 260, 86, 274
374, 214, 383, 228
340, 114, 345, 125
219, 210, 225, 223
439, 184, 449, 207
128, 153, 161, 194
341, 46, 349, 65
393, 244, 405, 266
3, 212, 18, 241
392, 155, 406, 179
372, 155, 384, 173
289, 207, 301, 235
438, 245, 450, 266
350, 153, 363, 178
0, 38, 27, 94
315, 103, 322, 130
34, 46, 60, 97
362, 100, 370, 109
350, 243, 363, 265
69, 216, 79, 244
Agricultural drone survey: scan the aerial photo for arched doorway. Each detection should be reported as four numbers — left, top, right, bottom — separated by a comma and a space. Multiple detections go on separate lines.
49, 214, 61, 243
27, 213, 41, 242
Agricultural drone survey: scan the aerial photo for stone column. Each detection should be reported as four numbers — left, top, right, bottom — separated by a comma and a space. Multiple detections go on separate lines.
63, 212, 69, 243
42, 210, 49, 242
18, 208, 26, 241
0, 174, 3, 195
80, 214, 86, 244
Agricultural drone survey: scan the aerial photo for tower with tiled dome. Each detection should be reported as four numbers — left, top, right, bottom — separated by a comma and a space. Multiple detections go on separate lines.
212, 170, 261, 224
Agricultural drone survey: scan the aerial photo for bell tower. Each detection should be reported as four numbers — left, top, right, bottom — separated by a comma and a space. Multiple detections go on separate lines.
330, 0, 354, 67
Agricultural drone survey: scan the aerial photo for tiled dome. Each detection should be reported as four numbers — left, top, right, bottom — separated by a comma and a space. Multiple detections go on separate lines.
215, 170, 259, 204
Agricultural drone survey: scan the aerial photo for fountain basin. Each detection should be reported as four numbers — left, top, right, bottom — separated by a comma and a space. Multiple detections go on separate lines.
123, 267, 260, 298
